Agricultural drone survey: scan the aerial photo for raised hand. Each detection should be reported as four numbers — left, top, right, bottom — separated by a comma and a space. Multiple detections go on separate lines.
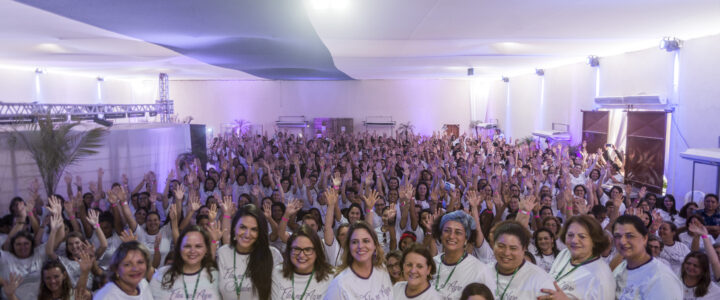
173, 184, 185, 201
362, 189, 381, 210
189, 193, 201, 212
119, 229, 137, 242
122, 174, 129, 186
208, 203, 218, 221
64, 174, 72, 185
324, 189, 338, 208
466, 190, 481, 208
50, 214, 63, 231
263, 202, 272, 220
2, 272, 22, 297
638, 186, 647, 199
205, 221, 223, 242
688, 218, 709, 236
86, 209, 100, 227
77, 248, 95, 273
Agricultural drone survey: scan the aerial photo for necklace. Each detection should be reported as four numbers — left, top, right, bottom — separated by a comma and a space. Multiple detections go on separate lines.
495, 264, 520, 300
554, 255, 595, 282
183, 267, 202, 300
233, 251, 247, 297
434, 252, 467, 291
291, 269, 315, 300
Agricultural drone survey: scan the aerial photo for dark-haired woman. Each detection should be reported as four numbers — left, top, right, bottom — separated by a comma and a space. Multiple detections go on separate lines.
657, 195, 680, 225
530, 228, 558, 272
657, 221, 690, 274
271, 225, 334, 299
680, 215, 717, 252
491, 220, 554, 299
149, 226, 220, 299
324, 221, 393, 300
93, 241, 154, 299
611, 215, 682, 299
680, 252, 720, 299
541, 215, 615, 300
218, 203, 283, 300
392, 244, 440, 300
36, 252, 93, 300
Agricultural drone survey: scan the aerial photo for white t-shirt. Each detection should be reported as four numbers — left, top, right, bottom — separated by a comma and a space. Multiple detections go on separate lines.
392, 281, 442, 300
323, 237, 344, 267
493, 261, 555, 300
432, 253, 494, 300
149, 266, 221, 300
679, 232, 715, 251
471, 239, 496, 265
613, 258, 683, 300
548, 249, 615, 300
59, 256, 93, 289
135, 224, 172, 264
0, 245, 45, 300
217, 244, 283, 300
533, 252, 556, 273
92, 233, 123, 269
659, 242, 691, 274
270, 264, 333, 300
93, 279, 154, 300
324, 266, 393, 300
683, 280, 720, 299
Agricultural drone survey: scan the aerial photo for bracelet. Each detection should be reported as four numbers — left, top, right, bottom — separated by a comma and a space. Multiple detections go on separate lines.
333, 186, 340, 190
70, 215, 76, 220
211, 240, 219, 244
701, 234, 709, 239
567, 206, 572, 210
95, 223, 101, 229
223, 215, 231, 219
366, 208, 373, 213
122, 201, 128, 206
209, 222, 216, 226
28, 211, 33, 217
281, 216, 289, 222
520, 210, 530, 216
111, 203, 117, 208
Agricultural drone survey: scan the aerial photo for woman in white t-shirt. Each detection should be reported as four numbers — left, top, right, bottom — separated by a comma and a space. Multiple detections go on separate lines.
530, 228, 559, 273
657, 221, 690, 274
93, 241, 155, 300
612, 215, 683, 300
432, 206, 494, 300
272, 225, 334, 300
324, 221, 393, 300
392, 243, 441, 300
150, 225, 220, 299
115, 186, 172, 267
217, 203, 282, 300
542, 215, 615, 300
491, 220, 554, 300
680, 251, 720, 299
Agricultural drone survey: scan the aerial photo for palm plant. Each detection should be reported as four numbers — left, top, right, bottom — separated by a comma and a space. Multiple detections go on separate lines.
397, 122, 415, 140
11, 115, 108, 196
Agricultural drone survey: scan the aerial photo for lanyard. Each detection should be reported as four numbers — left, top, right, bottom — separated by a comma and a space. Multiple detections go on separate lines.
233, 251, 247, 297
495, 265, 520, 300
554, 256, 595, 282
183, 268, 202, 300
291, 269, 315, 300
435, 252, 467, 291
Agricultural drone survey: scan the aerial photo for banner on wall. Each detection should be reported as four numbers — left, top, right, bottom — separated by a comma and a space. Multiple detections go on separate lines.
625, 111, 668, 193
582, 111, 609, 154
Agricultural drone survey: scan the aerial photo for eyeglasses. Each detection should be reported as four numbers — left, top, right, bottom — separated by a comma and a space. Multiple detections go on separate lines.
291, 247, 315, 256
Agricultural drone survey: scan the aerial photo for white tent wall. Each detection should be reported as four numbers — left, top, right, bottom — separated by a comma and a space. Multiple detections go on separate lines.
166, 79, 475, 137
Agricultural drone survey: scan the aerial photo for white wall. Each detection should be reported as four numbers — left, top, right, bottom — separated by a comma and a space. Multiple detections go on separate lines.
167, 79, 476, 137
485, 33, 720, 202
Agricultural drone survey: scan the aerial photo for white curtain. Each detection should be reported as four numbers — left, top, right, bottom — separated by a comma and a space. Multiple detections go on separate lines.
0, 123, 192, 213
607, 109, 627, 151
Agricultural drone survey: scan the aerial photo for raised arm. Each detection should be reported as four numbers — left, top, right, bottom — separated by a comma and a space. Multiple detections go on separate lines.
118, 187, 138, 232
0, 273, 22, 300
323, 189, 337, 246
467, 190, 486, 246
45, 213, 63, 260
86, 209, 107, 258
277, 199, 302, 244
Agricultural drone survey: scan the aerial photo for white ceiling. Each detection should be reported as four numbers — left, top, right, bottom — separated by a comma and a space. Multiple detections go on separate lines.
2, 0, 719, 80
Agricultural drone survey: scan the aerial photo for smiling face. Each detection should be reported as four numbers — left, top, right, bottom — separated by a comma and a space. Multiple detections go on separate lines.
658, 223, 674, 243
348, 207, 362, 224
235, 216, 259, 252
613, 223, 648, 260
290, 236, 316, 274
647, 240, 662, 257
145, 213, 161, 234
493, 234, 525, 273
403, 252, 431, 287
536, 231, 554, 254
13, 236, 32, 258
349, 228, 376, 265
441, 221, 467, 254
386, 256, 402, 281
683, 257, 703, 278
117, 250, 147, 289
180, 232, 207, 268
66, 236, 85, 259
565, 222, 593, 262
42, 267, 66, 293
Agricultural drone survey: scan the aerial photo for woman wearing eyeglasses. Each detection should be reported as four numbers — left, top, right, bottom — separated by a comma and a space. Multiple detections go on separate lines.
271, 225, 334, 299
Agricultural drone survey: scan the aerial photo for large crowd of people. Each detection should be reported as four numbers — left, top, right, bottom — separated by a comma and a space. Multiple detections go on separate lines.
0, 130, 719, 300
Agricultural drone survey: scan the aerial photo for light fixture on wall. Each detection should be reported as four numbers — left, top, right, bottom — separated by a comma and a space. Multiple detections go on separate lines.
659, 37, 682, 52
587, 55, 600, 67
502, 76, 509, 83
467, 68, 474, 76
535, 69, 544, 76
96, 77, 104, 82
35, 68, 44, 74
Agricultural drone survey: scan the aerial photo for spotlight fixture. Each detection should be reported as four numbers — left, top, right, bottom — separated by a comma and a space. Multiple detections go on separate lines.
97, 77, 104, 82
35, 68, 44, 74
587, 55, 600, 67
92, 116, 113, 127
535, 69, 545, 76
502, 76, 509, 83
467, 68, 474, 76
659, 37, 682, 52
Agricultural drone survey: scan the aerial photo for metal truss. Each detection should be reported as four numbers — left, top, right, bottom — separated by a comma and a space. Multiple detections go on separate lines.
0, 102, 169, 122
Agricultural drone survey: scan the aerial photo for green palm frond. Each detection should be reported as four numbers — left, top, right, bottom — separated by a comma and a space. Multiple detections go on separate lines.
10, 115, 108, 196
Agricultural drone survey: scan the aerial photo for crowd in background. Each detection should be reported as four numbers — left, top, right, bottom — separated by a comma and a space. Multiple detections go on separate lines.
0, 129, 719, 300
